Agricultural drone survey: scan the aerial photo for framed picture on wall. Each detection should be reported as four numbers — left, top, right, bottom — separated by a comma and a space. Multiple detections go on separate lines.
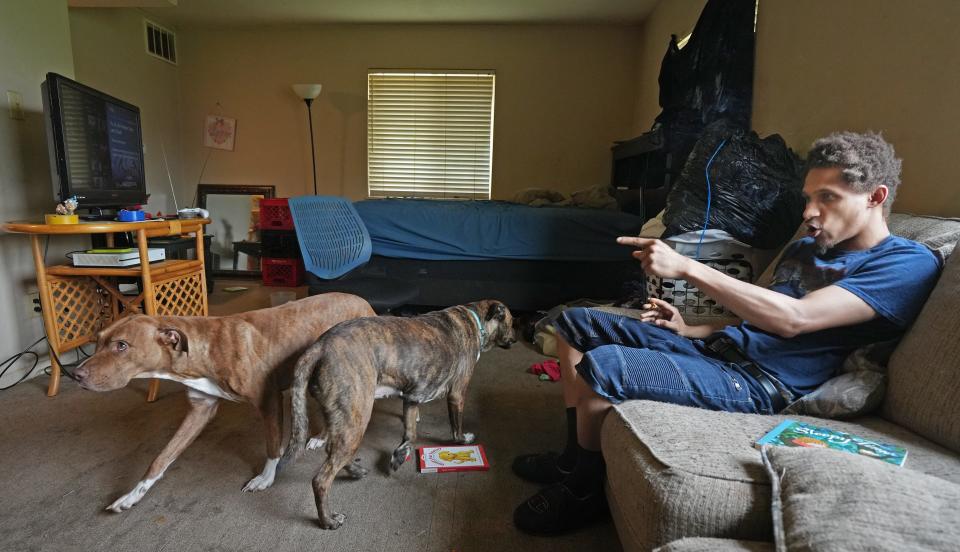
203, 115, 237, 151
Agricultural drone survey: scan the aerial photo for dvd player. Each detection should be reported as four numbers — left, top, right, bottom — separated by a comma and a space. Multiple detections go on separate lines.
72, 248, 166, 267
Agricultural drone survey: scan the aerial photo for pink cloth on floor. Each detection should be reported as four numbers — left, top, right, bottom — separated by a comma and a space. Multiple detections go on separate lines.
528, 359, 561, 381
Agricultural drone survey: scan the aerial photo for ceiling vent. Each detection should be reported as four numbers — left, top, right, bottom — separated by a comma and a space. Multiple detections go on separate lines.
144, 19, 177, 65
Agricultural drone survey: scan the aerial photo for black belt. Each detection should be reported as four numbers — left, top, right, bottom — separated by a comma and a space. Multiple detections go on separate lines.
703, 335, 789, 412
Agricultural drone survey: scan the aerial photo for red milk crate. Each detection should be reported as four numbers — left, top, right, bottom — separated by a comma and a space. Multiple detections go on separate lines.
259, 198, 294, 230
261, 257, 305, 287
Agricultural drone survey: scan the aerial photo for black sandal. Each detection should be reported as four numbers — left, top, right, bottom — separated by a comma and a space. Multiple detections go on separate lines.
511, 452, 573, 485
513, 482, 608, 535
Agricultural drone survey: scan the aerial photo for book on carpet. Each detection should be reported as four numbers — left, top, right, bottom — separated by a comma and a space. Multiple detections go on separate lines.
72, 248, 165, 267
755, 419, 907, 467
418, 444, 489, 473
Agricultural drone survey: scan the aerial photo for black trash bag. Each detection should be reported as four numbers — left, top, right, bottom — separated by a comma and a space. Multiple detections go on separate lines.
662, 120, 806, 251
655, 0, 756, 132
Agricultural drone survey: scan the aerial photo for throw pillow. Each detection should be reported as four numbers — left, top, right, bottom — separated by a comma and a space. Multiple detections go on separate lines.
761, 446, 960, 552
780, 340, 897, 418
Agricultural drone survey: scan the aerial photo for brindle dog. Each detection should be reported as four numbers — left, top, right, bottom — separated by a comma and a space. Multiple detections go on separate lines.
281, 299, 516, 529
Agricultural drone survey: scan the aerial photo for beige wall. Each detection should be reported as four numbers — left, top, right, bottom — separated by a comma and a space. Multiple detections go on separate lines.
631, 0, 960, 217
753, 0, 960, 216
177, 24, 642, 201
0, 0, 76, 374
631, 0, 707, 134
70, 8, 183, 215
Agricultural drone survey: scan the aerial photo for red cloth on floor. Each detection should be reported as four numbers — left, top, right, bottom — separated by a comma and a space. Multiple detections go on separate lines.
528, 359, 561, 381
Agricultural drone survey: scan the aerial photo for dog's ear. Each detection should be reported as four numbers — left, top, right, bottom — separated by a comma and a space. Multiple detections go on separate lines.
485, 302, 507, 322
158, 327, 189, 354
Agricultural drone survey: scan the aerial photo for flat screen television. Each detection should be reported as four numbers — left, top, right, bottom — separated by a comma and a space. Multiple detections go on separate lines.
42, 72, 148, 212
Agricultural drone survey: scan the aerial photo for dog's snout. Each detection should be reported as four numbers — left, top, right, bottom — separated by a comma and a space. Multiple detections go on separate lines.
73, 357, 93, 383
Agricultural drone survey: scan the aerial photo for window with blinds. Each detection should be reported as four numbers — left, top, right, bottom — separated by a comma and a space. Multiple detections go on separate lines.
367, 71, 495, 199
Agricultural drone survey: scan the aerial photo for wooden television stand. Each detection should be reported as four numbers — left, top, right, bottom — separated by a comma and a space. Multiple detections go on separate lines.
2, 218, 210, 400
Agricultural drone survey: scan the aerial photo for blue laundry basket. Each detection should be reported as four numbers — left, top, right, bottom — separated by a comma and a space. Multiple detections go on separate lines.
288, 196, 372, 279
288, 195, 419, 313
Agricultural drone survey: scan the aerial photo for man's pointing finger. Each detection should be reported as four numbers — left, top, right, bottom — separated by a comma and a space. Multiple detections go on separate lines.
617, 236, 656, 248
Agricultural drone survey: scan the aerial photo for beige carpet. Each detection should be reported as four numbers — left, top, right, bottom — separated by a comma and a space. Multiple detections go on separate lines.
0, 281, 622, 551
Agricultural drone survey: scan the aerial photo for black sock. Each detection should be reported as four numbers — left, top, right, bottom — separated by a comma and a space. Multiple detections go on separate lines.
556, 407, 577, 471
564, 445, 605, 498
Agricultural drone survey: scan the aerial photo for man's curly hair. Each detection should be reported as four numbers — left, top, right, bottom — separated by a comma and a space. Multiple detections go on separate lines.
806, 131, 902, 214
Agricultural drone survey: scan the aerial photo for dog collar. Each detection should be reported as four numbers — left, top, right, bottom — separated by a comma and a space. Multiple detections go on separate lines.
466, 308, 486, 359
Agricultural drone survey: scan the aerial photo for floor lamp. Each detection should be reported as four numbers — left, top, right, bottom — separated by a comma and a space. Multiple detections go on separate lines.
292, 84, 323, 195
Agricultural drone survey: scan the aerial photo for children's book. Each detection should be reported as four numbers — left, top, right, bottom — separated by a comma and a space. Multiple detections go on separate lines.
418, 444, 490, 473
756, 419, 907, 467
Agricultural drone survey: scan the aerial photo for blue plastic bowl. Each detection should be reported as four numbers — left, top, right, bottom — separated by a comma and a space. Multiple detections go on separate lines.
118, 209, 145, 222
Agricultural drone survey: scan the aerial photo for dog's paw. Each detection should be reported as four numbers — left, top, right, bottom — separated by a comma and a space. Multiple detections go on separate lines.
344, 461, 368, 479
106, 490, 143, 513
242, 458, 279, 492
242, 473, 275, 492
320, 512, 345, 530
389, 445, 413, 472
106, 478, 156, 513
460, 432, 476, 444
306, 436, 326, 451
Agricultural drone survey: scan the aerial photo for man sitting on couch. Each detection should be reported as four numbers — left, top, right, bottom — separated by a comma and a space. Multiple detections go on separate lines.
512, 131, 943, 535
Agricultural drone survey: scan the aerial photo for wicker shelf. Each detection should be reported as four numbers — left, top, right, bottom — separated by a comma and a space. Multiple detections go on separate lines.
2, 218, 210, 399
46, 259, 202, 277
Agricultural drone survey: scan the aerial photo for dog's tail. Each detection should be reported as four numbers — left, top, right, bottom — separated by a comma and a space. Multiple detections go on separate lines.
279, 343, 322, 469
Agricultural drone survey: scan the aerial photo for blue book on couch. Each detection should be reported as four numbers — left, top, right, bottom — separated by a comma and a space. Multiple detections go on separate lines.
756, 419, 908, 467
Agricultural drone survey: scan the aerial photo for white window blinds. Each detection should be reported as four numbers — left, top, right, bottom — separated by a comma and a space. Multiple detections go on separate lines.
367, 71, 495, 199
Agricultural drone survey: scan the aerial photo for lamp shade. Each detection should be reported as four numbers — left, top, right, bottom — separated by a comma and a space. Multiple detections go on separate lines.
292, 84, 322, 100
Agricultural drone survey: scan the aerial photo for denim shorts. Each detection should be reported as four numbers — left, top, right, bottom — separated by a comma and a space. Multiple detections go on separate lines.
553, 308, 776, 414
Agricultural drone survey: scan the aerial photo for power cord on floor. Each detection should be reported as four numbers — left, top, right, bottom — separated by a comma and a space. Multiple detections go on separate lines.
1, 331, 86, 392
0, 337, 45, 391
3, 236, 103, 391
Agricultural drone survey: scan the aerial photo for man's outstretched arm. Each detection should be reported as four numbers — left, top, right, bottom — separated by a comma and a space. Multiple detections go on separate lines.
618, 237, 877, 338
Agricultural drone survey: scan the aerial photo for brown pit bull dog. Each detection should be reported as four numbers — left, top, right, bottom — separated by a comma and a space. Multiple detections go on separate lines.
281, 299, 516, 530
73, 292, 374, 513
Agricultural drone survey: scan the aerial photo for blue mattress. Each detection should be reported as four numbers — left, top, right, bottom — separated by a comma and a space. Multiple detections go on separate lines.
353, 199, 643, 261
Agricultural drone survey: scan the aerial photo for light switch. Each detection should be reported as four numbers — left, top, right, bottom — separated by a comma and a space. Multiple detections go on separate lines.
7, 90, 24, 120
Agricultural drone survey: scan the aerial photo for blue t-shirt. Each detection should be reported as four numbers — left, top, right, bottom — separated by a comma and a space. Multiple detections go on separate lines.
720, 235, 941, 397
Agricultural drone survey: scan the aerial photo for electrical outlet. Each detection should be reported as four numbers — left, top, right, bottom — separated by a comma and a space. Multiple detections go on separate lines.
24, 291, 41, 318
7, 90, 24, 120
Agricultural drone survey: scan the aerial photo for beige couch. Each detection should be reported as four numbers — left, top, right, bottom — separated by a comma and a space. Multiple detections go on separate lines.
600, 215, 960, 551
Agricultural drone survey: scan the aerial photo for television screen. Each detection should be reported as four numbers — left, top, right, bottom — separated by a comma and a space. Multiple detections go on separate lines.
43, 72, 148, 209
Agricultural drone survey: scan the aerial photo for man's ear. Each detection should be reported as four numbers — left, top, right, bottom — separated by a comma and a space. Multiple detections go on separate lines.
869, 185, 889, 208
158, 327, 189, 353
485, 302, 506, 322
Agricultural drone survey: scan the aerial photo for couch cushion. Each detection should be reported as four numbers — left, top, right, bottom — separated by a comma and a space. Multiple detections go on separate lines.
654, 537, 773, 552
602, 401, 960, 550
763, 446, 960, 551
887, 213, 960, 262
883, 237, 960, 453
